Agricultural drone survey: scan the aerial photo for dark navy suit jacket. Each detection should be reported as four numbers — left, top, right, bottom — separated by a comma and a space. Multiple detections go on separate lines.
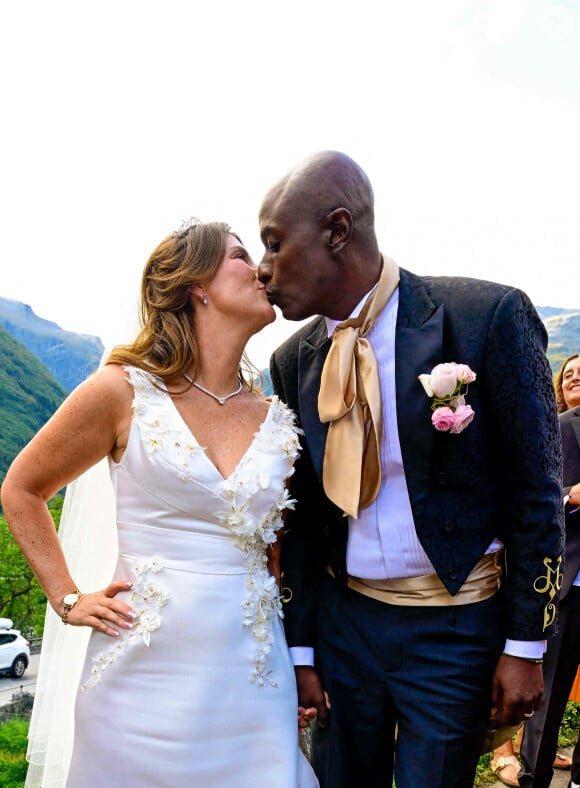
559, 406, 580, 599
270, 268, 564, 648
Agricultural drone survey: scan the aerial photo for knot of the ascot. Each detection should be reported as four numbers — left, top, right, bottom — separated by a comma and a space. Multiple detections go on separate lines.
318, 256, 399, 519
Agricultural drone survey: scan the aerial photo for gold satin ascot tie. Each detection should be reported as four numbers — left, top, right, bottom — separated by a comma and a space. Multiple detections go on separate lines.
318, 256, 400, 518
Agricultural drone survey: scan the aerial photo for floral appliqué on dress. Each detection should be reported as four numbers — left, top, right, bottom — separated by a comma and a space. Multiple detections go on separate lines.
86, 367, 301, 690
217, 399, 302, 687
130, 366, 205, 480
82, 556, 169, 690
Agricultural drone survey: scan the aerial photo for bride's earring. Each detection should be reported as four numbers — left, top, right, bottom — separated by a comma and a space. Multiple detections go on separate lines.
202, 293, 208, 305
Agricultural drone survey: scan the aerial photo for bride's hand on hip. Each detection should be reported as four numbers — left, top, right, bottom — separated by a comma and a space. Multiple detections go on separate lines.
59, 579, 136, 636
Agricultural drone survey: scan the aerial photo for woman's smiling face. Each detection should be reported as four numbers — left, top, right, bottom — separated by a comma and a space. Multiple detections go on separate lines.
562, 356, 580, 409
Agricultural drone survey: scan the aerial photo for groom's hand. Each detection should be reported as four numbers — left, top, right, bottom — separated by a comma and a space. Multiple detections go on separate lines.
295, 665, 330, 729
490, 654, 544, 726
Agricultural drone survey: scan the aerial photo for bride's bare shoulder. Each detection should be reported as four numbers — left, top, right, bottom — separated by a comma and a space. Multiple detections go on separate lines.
68, 364, 134, 417
85, 362, 132, 389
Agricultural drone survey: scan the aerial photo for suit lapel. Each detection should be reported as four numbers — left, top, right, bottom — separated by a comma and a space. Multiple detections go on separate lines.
571, 411, 580, 450
564, 408, 580, 490
395, 270, 444, 512
298, 318, 331, 478
561, 409, 580, 597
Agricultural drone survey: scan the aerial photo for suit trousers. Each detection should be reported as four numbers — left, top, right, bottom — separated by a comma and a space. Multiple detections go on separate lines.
311, 573, 504, 788
519, 585, 580, 788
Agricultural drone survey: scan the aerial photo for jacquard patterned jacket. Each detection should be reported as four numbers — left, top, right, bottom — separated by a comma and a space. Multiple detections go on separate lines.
270, 268, 564, 647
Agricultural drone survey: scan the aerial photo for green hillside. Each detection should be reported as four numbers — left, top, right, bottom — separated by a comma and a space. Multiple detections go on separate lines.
0, 326, 66, 485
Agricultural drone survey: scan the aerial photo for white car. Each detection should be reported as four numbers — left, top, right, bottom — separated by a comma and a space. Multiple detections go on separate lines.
0, 617, 30, 678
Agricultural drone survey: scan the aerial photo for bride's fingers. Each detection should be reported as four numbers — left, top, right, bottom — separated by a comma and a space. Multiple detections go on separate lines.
105, 597, 137, 623
298, 706, 318, 730
94, 601, 136, 629
100, 580, 137, 621
104, 579, 134, 597
87, 605, 134, 637
68, 593, 136, 632
88, 615, 122, 637
65, 603, 122, 636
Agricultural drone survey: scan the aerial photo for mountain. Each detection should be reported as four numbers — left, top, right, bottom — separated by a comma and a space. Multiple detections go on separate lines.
536, 307, 580, 372
0, 326, 67, 484
0, 297, 103, 393
1, 296, 577, 391
0, 295, 577, 485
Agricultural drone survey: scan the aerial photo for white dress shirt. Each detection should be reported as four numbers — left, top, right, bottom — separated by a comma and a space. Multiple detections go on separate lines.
290, 285, 544, 663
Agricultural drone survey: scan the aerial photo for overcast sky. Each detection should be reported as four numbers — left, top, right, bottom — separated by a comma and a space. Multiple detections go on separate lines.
1, 0, 578, 369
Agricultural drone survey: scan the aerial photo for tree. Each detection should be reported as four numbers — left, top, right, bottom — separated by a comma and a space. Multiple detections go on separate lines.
0, 495, 63, 638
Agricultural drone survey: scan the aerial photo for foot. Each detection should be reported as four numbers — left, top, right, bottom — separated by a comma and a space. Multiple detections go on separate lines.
491, 754, 521, 787
554, 752, 573, 769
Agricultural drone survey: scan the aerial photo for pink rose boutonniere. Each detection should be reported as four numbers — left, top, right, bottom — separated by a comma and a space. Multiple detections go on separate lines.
418, 362, 477, 434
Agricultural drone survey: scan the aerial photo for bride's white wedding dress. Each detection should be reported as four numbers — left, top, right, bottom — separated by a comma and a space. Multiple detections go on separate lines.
64, 367, 318, 787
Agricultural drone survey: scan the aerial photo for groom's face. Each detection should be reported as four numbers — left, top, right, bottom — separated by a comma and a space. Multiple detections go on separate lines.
258, 192, 337, 321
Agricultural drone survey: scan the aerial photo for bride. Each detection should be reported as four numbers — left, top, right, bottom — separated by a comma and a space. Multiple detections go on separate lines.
1, 219, 319, 787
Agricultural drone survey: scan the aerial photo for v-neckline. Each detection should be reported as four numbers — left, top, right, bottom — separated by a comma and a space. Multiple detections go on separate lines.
165, 387, 274, 483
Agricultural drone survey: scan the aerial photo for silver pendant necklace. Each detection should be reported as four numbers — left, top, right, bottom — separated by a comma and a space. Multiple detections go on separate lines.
183, 373, 243, 405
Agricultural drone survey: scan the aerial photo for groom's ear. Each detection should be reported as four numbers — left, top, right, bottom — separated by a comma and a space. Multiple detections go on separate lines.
324, 207, 353, 254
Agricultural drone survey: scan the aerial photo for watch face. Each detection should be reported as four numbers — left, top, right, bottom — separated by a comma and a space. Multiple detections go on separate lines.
63, 593, 79, 607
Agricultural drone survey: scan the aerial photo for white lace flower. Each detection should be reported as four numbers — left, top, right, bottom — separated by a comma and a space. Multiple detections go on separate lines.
253, 624, 270, 641
276, 488, 297, 512
142, 582, 168, 606
126, 367, 204, 476
82, 556, 169, 689
213, 399, 302, 687
141, 418, 171, 454
139, 610, 162, 647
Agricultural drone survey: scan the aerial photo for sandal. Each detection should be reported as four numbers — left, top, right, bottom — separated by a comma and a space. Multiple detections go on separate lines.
490, 754, 521, 787
553, 752, 572, 769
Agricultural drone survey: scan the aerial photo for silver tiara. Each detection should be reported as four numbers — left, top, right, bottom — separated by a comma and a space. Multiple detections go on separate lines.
174, 216, 202, 237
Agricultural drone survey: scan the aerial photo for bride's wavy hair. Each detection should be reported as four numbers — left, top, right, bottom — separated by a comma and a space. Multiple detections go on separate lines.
107, 220, 260, 391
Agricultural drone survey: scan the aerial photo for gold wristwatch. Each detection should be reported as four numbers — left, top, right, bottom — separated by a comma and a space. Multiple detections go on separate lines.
61, 590, 82, 624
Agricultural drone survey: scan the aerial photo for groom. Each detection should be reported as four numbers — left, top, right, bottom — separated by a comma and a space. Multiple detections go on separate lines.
257, 151, 564, 788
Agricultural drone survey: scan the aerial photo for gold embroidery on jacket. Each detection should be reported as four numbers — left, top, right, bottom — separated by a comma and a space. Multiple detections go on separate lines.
533, 556, 563, 630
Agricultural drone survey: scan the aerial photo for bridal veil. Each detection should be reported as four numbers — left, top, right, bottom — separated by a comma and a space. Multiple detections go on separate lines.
25, 317, 136, 787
